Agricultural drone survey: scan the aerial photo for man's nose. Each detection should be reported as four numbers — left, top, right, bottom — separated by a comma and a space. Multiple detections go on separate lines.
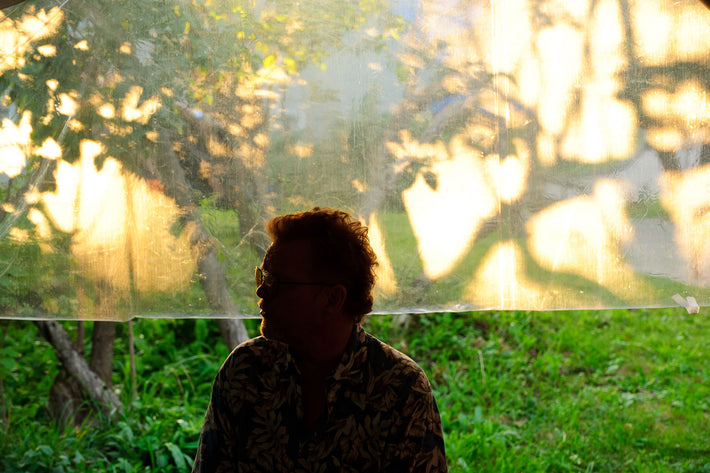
256, 284, 268, 299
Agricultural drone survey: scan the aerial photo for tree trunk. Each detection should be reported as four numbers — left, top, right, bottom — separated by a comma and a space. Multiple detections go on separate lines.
89, 321, 115, 386
36, 321, 123, 425
150, 129, 250, 350
175, 102, 271, 252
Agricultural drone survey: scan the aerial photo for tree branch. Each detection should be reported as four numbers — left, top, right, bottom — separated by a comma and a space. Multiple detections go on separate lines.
35, 321, 123, 418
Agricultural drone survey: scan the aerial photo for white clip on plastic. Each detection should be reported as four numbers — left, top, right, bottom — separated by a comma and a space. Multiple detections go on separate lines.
672, 294, 700, 314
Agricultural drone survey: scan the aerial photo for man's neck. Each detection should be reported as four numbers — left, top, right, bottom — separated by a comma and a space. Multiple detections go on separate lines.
294, 321, 355, 430
294, 322, 355, 378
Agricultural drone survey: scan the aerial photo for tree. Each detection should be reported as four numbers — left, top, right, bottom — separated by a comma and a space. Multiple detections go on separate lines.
0, 0, 397, 423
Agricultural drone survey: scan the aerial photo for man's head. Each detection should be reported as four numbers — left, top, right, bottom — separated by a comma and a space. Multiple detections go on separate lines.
259, 207, 377, 324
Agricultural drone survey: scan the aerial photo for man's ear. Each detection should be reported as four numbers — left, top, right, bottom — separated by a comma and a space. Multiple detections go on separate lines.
325, 284, 347, 314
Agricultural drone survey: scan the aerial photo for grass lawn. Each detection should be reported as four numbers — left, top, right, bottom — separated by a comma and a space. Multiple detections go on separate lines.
365, 309, 710, 472
1, 308, 710, 472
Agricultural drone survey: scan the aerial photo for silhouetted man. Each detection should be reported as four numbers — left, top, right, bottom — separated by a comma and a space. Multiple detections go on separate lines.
193, 207, 447, 473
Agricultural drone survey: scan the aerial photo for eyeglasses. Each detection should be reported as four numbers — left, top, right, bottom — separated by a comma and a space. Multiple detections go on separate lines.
254, 266, 335, 295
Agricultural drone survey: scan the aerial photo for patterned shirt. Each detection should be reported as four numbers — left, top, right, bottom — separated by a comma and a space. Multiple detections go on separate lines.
192, 324, 448, 473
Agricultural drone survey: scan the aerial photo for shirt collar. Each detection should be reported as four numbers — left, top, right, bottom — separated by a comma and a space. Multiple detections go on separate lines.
329, 324, 367, 387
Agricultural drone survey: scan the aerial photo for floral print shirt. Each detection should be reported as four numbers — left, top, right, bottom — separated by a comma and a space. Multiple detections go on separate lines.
192, 324, 447, 473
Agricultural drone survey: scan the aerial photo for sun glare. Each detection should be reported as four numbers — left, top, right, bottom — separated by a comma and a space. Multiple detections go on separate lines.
0, 112, 33, 178
402, 136, 497, 280
122, 86, 162, 125
40, 139, 195, 302
660, 165, 710, 286
363, 214, 398, 298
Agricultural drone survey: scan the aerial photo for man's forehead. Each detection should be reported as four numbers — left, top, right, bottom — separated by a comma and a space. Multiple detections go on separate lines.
263, 239, 316, 271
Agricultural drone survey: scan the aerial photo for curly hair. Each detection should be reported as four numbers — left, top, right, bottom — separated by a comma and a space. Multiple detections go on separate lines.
265, 207, 377, 321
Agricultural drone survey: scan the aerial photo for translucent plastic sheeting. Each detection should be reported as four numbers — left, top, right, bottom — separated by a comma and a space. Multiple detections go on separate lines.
1, 0, 709, 320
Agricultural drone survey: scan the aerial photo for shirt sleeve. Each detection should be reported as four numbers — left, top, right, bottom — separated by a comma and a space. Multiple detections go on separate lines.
409, 389, 448, 473
192, 362, 238, 473
412, 393, 448, 473
386, 371, 448, 473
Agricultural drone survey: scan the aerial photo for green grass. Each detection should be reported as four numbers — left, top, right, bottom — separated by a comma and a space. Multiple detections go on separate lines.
365, 309, 710, 472
2, 308, 710, 472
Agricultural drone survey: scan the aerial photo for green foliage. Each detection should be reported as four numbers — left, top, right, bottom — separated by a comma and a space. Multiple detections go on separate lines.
1, 318, 226, 472
364, 309, 710, 472
2, 309, 710, 472
626, 197, 670, 220
0, 217, 77, 318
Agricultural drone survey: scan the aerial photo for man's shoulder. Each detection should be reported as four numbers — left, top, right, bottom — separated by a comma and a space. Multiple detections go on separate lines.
361, 330, 429, 381
220, 336, 287, 372
229, 335, 276, 355
362, 330, 417, 364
